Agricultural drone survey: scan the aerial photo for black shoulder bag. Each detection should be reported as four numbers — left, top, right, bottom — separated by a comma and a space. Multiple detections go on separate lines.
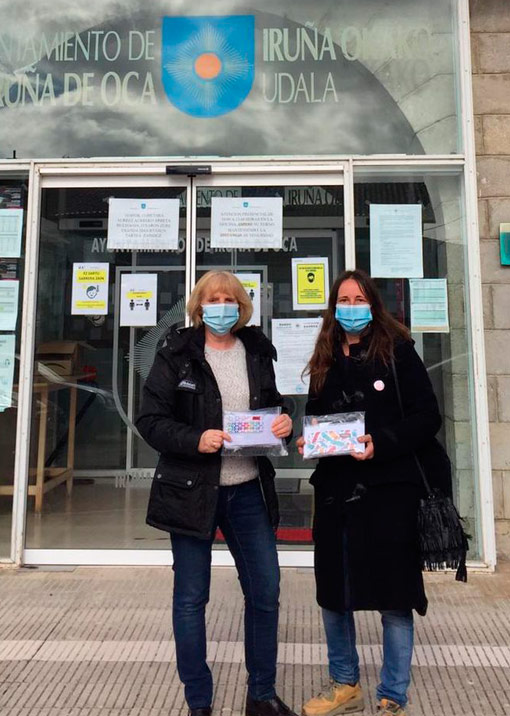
390, 358, 470, 582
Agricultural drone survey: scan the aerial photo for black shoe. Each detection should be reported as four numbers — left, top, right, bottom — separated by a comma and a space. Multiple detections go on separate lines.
188, 709, 212, 716
246, 693, 298, 716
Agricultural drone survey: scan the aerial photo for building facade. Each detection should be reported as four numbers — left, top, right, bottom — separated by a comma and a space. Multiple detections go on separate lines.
472, 0, 510, 557
0, 0, 504, 568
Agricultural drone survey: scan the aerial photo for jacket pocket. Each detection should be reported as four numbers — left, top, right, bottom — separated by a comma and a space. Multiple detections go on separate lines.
147, 461, 209, 534
154, 469, 199, 489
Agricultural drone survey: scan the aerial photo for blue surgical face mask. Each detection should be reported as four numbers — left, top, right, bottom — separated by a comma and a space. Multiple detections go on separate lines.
335, 304, 372, 334
202, 303, 239, 335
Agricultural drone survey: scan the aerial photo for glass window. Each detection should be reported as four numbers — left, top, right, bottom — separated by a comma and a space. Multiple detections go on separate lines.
0, 176, 27, 558
0, 0, 460, 158
354, 168, 481, 559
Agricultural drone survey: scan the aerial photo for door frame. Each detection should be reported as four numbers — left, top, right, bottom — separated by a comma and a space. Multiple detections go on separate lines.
16, 160, 347, 568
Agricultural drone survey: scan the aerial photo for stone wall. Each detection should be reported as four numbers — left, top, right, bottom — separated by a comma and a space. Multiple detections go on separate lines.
471, 0, 510, 556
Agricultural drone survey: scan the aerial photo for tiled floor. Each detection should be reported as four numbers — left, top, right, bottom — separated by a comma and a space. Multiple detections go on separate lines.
1, 562, 510, 715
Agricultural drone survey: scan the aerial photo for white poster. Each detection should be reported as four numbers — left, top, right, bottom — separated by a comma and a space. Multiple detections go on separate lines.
0, 280, 19, 330
292, 257, 329, 311
272, 317, 322, 395
211, 197, 283, 249
120, 273, 158, 327
71, 263, 109, 315
107, 198, 180, 251
370, 204, 423, 278
409, 278, 450, 333
234, 273, 261, 326
0, 208, 23, 258
0, 334, 15, 411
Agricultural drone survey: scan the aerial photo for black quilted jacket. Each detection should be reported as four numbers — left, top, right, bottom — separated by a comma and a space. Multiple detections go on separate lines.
136, 324, 286, 538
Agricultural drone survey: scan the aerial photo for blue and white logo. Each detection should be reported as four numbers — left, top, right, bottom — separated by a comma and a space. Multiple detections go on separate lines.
161, 15, 255, 118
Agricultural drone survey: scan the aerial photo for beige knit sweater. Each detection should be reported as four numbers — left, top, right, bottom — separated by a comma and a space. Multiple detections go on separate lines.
204, 338, 259, 486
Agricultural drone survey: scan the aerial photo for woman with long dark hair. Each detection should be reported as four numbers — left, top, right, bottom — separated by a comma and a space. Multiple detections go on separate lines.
298, 269, 451, 716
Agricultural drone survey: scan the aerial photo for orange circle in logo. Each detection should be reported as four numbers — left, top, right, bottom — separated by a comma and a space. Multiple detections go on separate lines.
194, 53, 222, 80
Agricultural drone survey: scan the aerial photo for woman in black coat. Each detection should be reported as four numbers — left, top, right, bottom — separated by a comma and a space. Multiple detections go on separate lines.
136, 271, 295, 716
297, 270, 451, 716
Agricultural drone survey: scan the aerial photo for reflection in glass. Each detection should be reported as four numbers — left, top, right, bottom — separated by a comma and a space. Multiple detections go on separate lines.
0, 0, 460, 158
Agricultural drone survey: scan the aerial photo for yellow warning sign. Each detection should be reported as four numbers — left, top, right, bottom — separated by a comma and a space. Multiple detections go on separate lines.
296, 263, 326, 305
76, 269, 108, 283
292, 258, 329, 311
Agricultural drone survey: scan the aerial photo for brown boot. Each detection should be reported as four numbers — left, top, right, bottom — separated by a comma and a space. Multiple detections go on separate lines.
377, 699, 406, 715
302, 682, 364, 716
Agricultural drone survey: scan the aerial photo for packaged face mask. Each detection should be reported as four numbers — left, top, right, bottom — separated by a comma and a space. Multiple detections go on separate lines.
302, 412, 365, 459
222, 407, 288, 457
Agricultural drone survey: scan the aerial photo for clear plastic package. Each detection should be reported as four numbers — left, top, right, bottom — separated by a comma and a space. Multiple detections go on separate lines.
221, 407, 288, 457
302, 411, 365, 459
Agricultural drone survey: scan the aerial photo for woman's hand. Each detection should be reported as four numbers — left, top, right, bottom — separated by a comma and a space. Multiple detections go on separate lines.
198, 429, 231, 453
271, 413, 293, 439
296, 436, 305, 455
350, 434, 374, 460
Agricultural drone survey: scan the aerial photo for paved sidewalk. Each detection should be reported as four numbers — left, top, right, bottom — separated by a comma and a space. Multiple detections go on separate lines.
1, 562, 510, 716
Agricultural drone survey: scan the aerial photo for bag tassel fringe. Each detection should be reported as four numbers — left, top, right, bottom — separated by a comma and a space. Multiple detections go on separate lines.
417, 489, 471, 583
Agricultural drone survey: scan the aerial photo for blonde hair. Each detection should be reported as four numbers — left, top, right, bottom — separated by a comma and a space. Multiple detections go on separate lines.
187, 270, 253, 330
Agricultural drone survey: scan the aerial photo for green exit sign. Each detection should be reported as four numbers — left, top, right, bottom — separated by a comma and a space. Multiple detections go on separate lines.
501, 224, 510, 266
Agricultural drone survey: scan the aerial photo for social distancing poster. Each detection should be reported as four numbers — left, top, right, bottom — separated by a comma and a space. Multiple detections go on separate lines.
120, 273, 158, 327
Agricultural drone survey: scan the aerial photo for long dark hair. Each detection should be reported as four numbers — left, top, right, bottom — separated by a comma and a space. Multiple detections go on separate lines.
305, 269, 410, 394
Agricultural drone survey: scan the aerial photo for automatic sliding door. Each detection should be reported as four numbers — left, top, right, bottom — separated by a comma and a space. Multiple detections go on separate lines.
194, 173, 345, 551
25, 179, 189, 550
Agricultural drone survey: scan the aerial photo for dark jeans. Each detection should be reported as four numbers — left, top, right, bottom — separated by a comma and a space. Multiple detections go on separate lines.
170, 479, 280, 709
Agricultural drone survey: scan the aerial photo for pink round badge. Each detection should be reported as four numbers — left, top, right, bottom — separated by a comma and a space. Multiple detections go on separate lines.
373, 380, 385, 391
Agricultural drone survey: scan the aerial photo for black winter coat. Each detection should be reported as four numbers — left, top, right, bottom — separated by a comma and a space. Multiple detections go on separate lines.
308, 338, 452, 617
136, 325, 285, 539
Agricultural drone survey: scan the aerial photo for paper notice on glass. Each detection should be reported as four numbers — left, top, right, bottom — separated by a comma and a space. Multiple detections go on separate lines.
107, 198, 180, 251
211, 197, 283, 249
409, 278, 450, 333
0, 209, 23, 258
223, 410, 280, 449
292, 257, 329, 310
0, 280, 19, 331
0, 334, 15, 411
234, 272, 261, 326
71, 263, 109, 315
370, 204, 423, 278
272, 317, 322, 395
120, 273, 158, 327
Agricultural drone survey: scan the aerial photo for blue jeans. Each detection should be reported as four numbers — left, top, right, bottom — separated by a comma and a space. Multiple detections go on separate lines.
170, 479, 280, 709
322, 608, 414, 708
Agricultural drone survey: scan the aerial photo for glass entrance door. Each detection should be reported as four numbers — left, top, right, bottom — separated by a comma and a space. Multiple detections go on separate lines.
22, 165, 346, 564
194, 171, 345, 555
24, 173, 190, 553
